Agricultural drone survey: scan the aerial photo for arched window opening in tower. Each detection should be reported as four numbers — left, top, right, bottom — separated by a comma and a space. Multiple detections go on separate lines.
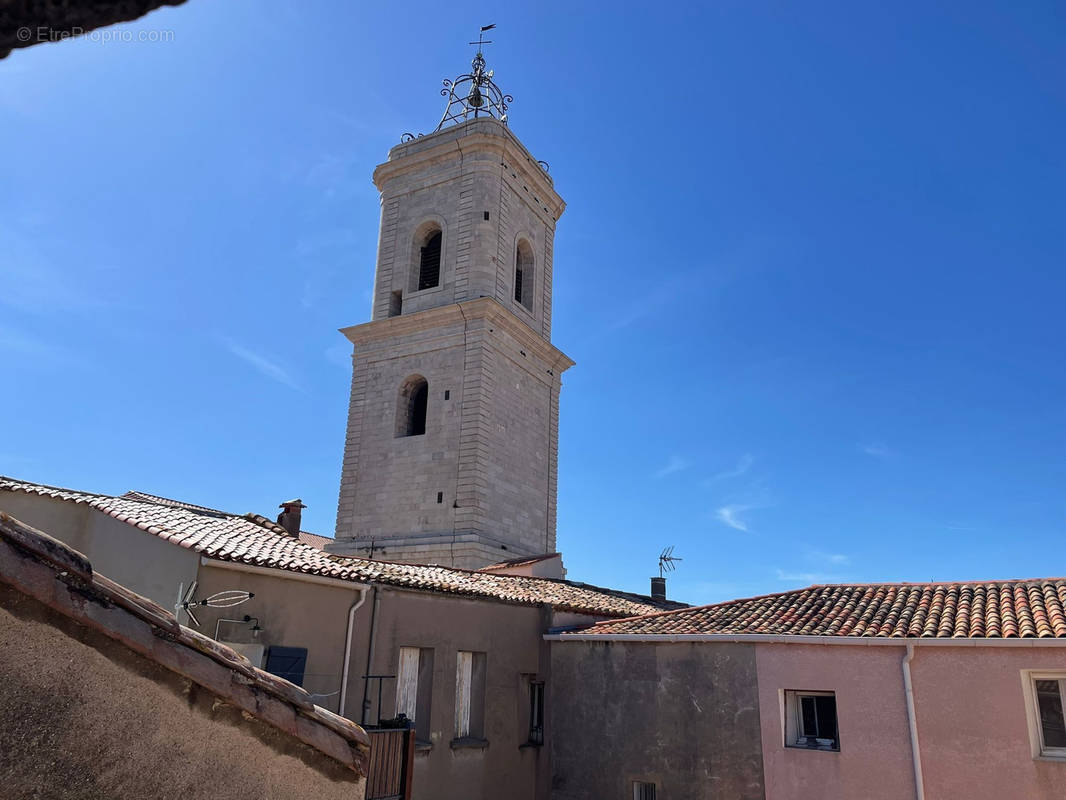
514, 239, 534, 312
418, 229, 442, 290
397, 375, 429, 437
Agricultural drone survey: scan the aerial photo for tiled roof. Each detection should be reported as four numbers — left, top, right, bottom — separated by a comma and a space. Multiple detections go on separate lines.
578, 580, 1066, 639
0, 476, 681, 618
480, 552, 561, 571
0, 510, 370, 775
298, 531, 334, 550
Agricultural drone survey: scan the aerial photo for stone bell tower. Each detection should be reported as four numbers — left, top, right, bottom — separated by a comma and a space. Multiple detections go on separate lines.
329, 43, 573, 569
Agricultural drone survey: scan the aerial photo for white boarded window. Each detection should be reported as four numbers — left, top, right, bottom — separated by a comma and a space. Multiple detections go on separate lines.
455, 650, 486, 740
397, 647, 420, 719
395, 646, 434, 741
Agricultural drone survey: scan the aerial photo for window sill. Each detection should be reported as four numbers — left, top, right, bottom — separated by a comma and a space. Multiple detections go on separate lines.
1035, 754, 1066, 763
406, 284, 446, 300
450, 737, 489, 751
414, 739, 433, 754
786, 743, 840, 753
519, 741, 543, 750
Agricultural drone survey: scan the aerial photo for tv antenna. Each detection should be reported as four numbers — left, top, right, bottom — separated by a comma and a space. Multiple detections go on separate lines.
658, 546, 682, 578
178, 587, 255, 628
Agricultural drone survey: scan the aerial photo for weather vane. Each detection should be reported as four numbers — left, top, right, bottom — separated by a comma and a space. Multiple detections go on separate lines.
402, 24, 513, 143
469, 23, 495, 52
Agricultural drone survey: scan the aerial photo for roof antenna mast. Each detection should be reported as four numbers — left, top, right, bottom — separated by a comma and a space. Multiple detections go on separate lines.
658, 546, 682, 578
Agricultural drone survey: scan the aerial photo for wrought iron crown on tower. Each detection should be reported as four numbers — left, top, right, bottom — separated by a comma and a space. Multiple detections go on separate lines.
401, 25, 512, 143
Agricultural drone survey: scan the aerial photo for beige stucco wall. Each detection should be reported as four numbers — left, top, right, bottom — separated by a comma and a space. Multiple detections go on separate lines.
0, 582, 365, 800
756, 642, 1066, 800
0, 490, 558, 799
179, 562, 555, 800
193, 562, 362, 714
352, 586, 550, 800
0, 490, 199, 612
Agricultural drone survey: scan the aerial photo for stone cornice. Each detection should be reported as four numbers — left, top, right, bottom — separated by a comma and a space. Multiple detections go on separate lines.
339, 297, 575, 374
373, 119, 564, 221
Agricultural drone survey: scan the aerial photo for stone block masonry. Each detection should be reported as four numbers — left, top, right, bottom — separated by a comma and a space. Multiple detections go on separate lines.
331, 117, 572, 569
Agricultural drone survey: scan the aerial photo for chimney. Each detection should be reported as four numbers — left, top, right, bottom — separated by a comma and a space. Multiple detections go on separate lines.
650, 576, 666, 601
277, 499, 306, 537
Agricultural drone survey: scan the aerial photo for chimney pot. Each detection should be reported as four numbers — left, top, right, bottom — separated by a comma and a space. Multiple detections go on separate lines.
650, 576, 667, 602
277, 498, 306, 537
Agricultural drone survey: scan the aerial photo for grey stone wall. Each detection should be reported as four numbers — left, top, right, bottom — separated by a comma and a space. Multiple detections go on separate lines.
369, 118, 562, 342
549, 641, 766, 800
331, 300, 567, 566
333, 118, 569, 568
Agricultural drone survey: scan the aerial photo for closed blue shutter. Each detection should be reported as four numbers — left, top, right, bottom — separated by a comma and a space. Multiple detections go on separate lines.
265, 646, 308, 687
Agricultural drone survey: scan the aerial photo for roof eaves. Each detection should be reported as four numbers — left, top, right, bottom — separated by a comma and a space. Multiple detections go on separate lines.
0, 511, 370, 774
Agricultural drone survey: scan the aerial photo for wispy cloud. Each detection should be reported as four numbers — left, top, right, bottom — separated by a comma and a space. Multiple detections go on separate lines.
860, 442, 893, 459
775, 568, 844, 584
0, 325, 75, 366
225, 340, 300, 390
715, 504, 757, 532
709, 453, 754, 482
808, 550, 850, 566
655, 455, 690, 479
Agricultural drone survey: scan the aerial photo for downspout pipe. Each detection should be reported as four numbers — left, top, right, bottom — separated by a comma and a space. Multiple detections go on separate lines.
360, 585, 382, 726
338, 587, 369, 719
902, 643, 925, 800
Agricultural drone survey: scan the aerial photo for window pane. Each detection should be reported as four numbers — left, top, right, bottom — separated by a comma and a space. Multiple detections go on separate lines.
800, 695, 817, 737
815, 695, 838, 742
1036, 680, 1066, 749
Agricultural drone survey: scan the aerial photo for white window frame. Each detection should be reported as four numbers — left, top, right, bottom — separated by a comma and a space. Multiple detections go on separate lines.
1021, 671, 1066, 760
782, 689, 840, 752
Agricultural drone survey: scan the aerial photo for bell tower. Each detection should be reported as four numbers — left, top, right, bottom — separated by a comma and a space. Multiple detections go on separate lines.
329, 40, 573, 569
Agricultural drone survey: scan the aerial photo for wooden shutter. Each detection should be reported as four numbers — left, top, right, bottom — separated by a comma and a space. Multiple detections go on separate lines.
418, 232, 441, 290
455, 651, 473, 738
264, 646, 308, 687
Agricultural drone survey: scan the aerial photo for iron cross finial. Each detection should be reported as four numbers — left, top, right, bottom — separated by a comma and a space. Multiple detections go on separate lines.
469, 23, 495, 53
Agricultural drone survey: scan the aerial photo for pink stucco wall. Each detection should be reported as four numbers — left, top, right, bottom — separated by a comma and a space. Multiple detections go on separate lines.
756, 643, 916, 799
756, 642, 1066, 800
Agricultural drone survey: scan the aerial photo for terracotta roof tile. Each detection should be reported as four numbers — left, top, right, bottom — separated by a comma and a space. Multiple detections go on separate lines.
1, 476, 681, 618
0, 511, 369, 775
578, 579, 1066, 638
480, 552, 561, 570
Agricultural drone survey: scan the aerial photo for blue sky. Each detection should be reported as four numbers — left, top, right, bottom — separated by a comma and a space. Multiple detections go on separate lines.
2, 2, 1063, 605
